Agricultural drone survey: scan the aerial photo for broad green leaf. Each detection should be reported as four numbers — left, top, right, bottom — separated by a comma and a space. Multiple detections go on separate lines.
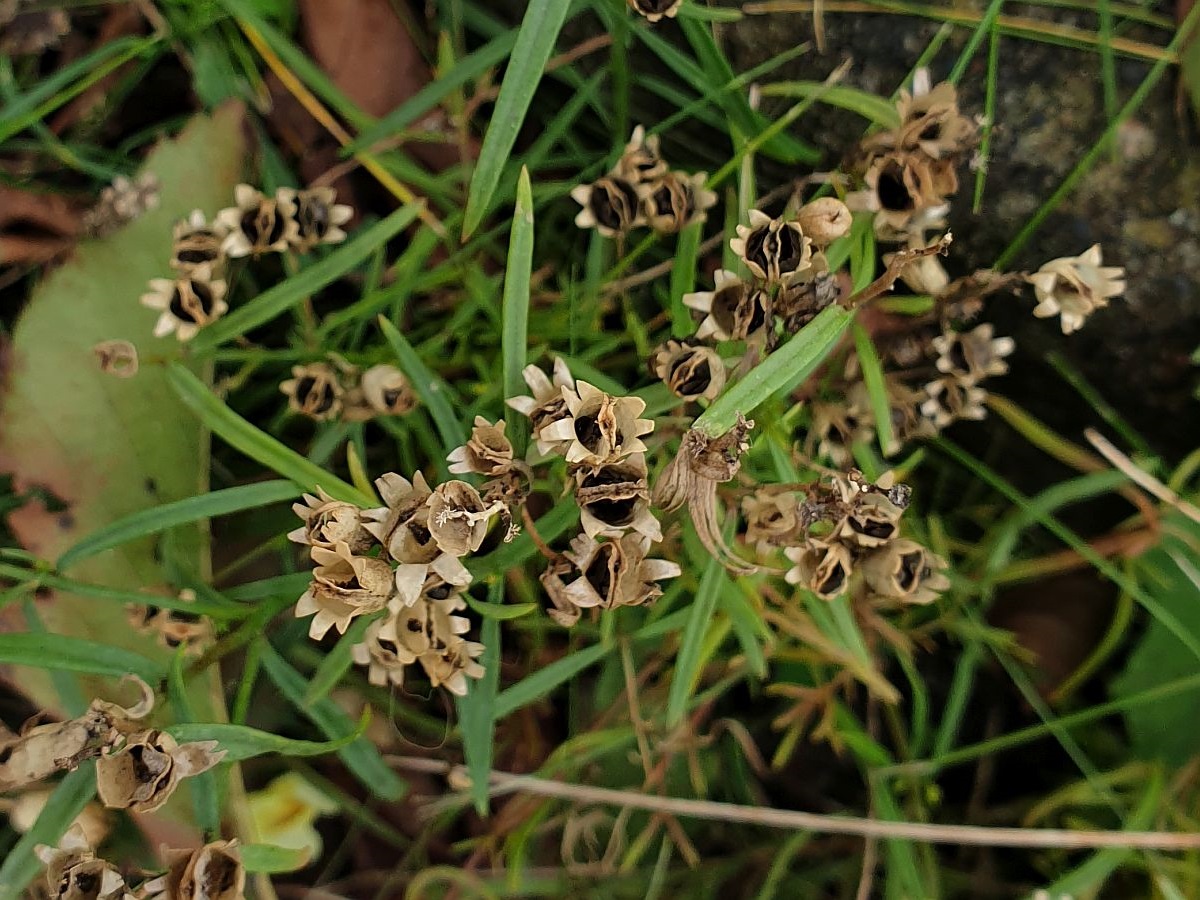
694, 306, 853, 436
188, 203, 422, 350
167, 714, 368, 762
0, 107, 245, 716
58, 480, 297, 571
0, 633, 160, 682
240, 842, 312, 874
0, 764, 97, 900
167, 364, 371, 505
259, 644, 406, 801
462, 0, 572, 238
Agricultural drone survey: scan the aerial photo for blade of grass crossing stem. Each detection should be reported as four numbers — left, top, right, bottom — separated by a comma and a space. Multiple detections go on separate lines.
494, 643, 609, 719
378, 317, 467, 451
167, 717, 369, 762
58, 480, 297, 571
872, 781, 932, 898
302, 613, 380, 706
853, 322, 897, 457
694, 306, 853, 437
167, 364, 371, 505
259, 643, 406, 800
188, 204, 421, 350
502, 168, 534, 451
457, 578, 503, 814
461, 0, 571, 238
667, 538, 730, 727
670, 219, 702, 338
168, 650, 220, 838
0, 633, 160, 682
0, 763, 97, 900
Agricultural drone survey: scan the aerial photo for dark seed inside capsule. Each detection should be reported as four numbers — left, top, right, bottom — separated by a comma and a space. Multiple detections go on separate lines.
877, 162, 913, 212
584, 547, 616, 598
898, 550, 923, 590
574, 414, 603, 450
669, 355, 711, 396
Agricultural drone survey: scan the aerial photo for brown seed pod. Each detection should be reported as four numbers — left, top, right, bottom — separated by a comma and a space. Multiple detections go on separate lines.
295, 541, 395, 639
796, 197, 852, 246
95, 730, 223, 814
507, 358, 578, 458
683, 270, 771, 342
784, 539, 854, 600
574, 454, 661, 541
279, 186, 353, 252
931, 323, 1015, 384
289, 488, 376, 554
364, 472, 440, 565
1027, 244, 1125, 335
448, 417, 516, 477
140, 267, 229, 342
149, 840, 246, 900
426, 480, 502, 557
652, 340, 725, 401
171, 210, 227, 275
35, 826, 128, 900
217, 184, 297, 257
730, 210, 812, 284
541, 533, 680, 627
861, 539, 950, 605
536, 381, 654, 466
92, 340, 139, 378
570, 176, 646, 237
615, 125, 669, 184
280, 363, 344, 422
642, 171, 717, 234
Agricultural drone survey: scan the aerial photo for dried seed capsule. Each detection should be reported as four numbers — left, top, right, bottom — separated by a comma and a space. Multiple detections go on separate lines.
920, 376, 988, 429
784, 539, 853, 600
92, 340, 138, 378
507, 358, 578, 457
541, 533, 680, 627
426, 480, 501, 557
626, 0, 683, 23
796, 197, 852, 246
571, 175, 645, 237
447, 417, 516, 477
278, 186, 353, 252
147, 840, 246, 900
652, 340, 725, 401
217, 184, 297, 257
140, 267, 229, 342
280, 363, 344, 422
95, 730, 222, 814
861, 539, 950, 604
360, 364, 417, 416
642, 171, 717, 234
931, 323, 1015, 384
730, 210, 812, 285
536, 381, 654, 465
683, 269, 771, 342
574, 454, 661, 541
1027, 244, 1125, 334
289, 489, 376, 554
615, 125, 668, 184
295, 541, 395, 639
171, 210, 227, 274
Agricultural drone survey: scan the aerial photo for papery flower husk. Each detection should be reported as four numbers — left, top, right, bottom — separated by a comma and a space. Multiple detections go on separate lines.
95, 730, 223, 814
171, 210, 227, 275
217, 184, 297, 257
920, 376, 988, 429
148, 840, 245, 900
140, 267, 229, 342
419, 637, 486, 697
778, 269, 840, 334
627, 0, 683, 22
427, 480, 499, 556
861, 539, 950, 604
541, 533, 680, 627
652, 341, 725, 402
570, 176, 646, 237
0, 680, 154, 793
642, 171, 717, 234
784, 539, 854, 600
506, 359, 577, 458
857, 152, 957, 236
93, 340, 139, 378
357, 364, 417, 417
683, 269, 772, 343
278, 186, 353, 252
742, 490, 802, 553
295, 541, 395, 639
1027, 244, 1125, 334
931, 323, 1015, 384
288, 488, 375, 554
615, 125, 668, 183
537, 381, 653, 466
574, 455, 661, 541
835, 492, 905, 549
652, 417, 757, 574
729, 209, 812, 284
36, 826, 129, 900
796, 197, 852, 246
447, 416, 515, 476
280, 363, 343, 422
351, 605, 419, 687
364, 472, 439, 564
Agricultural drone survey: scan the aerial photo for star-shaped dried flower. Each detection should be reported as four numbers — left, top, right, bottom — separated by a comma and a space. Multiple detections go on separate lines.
742, 490, 801, 554
170, 210, 228, 275
288, 488, 375, 554
420, 634, 486, 697
351, 604, 420, 687
506, 358, 578, 457
448, 416, 515, 476
615, 125, 668, 184
95, 730, 223, 814
360, 364, 417, 416
627, 0, 683, 22
852, 153, 955, 237
1027, 244, 1125, 334
426, 480, 503, 557
642, 171, 717, 234
683, 270, 771, 342
142, 840, 245, 900
730, 210, 812, 284
834, 492, 905, 549
140, 266, 228, 342
894, 77, 978, 160
920, 376, 988, 429
861, 539, 949, 604
364, 472, 440, 565
784, 539, 854, 600
571, 175, 646, 237
295, 541, 394, 639
35, 826, 130, 900
217, 184, 297, 257
278, 186, 353, 252
574, 454, 662, 541
932, 323, 1015, 384
541, 533, 681, 627
652, 340, 726, 401
536, 381, 654, 465
280, 363, 344, 422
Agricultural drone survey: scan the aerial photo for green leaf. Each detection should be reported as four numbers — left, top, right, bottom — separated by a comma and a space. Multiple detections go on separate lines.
667, 538, 728, 727
494, 643, 609, 719
502, 167, 535, 450
167, 364, 372, 505
259, 644, 406, 800
188, 203, 422, 350
302, 613, 380, 707
0, 764, 97, 900
166, 649, 220, 837
694, 306, 853, 437
465, 596, 538, 620
468, 502, 579, 579
167, 714, 368, 762
240, 842, 312, 874
461, 0, 572, 238
377, 317, 467, 452
457, 579, 503, 813
58, 480, 296, 571
0, 633, 161, 682
758, 81, 901, 129
852, 322, 896, 457
669, 219, 702, 339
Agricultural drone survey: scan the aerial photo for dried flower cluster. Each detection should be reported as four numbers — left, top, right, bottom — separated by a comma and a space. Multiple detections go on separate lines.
280, 360, 417, 423
0, 681, 222, 814
573, 126, 716, 239
139, 184, 351, 341
744, 470, 948, 605
82, 174, 161, 238
627, 0, 683, 23
35, 826, 245, 900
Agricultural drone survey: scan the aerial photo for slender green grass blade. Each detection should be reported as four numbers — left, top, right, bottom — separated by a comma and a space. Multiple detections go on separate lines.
58, 481, 296, 571
494, 643, 609, 719
166, 650, 220, 837
0, 763, 97, 900
457, 578, 503, 813
167, 364, 371, 505
377, 317, 467, 451
758, 81, 901, 129
694, 306, 853, 437
669, 219, 702, 338
167, 715, 369, 762
852, 322, 896, 457
301, 613, 380, 707
667, 542, 728, 727
189, 204, 422, 350
240, 843, 312, 874
0, 565, 238, 619
0, 633, 160, 682
259, 643, 406, 800
462, 0, 572, 238
502, 167, 535, 450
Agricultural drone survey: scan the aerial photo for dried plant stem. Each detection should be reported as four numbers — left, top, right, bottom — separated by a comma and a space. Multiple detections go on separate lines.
842, 234, 952, 309
520, 505, 561, 561
387, 755, 1200, 851
1086, 428, 1200, 526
